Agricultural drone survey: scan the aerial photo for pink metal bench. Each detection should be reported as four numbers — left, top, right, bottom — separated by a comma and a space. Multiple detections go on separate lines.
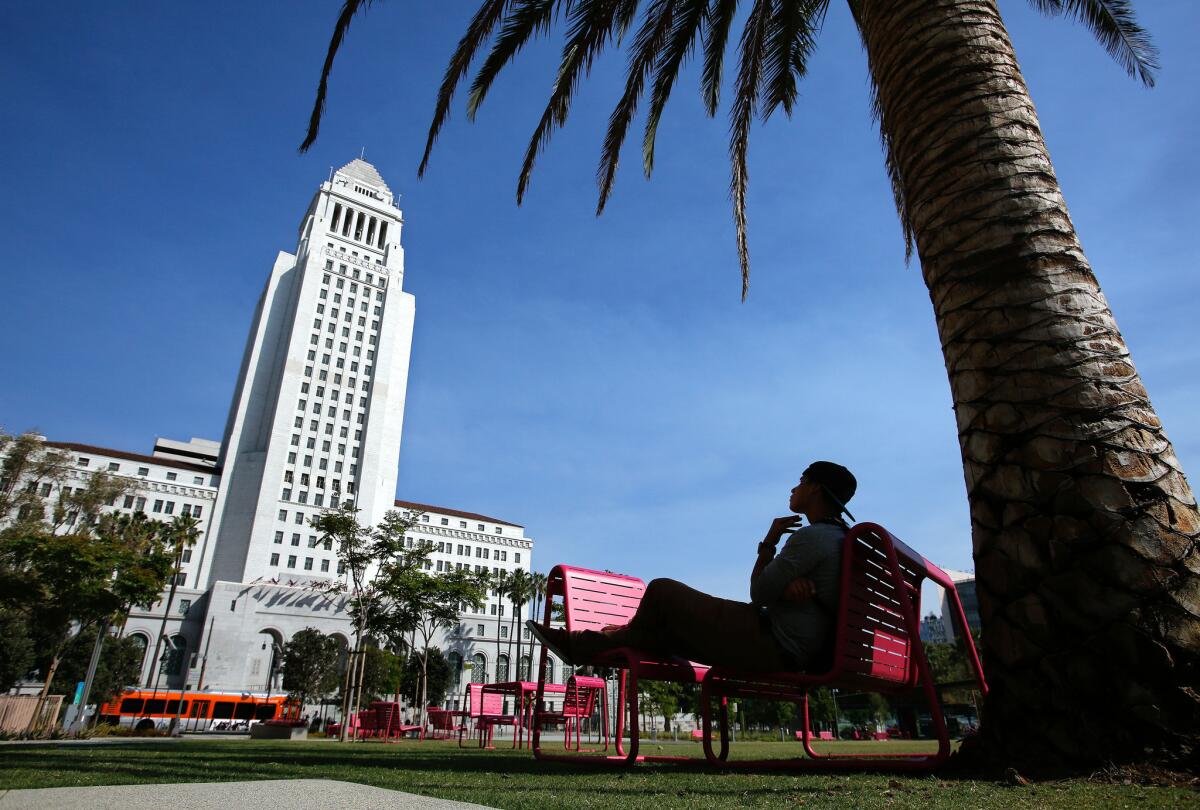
533, 523, 985, 771
531, 566, 714, 765
699, 522, 986, 771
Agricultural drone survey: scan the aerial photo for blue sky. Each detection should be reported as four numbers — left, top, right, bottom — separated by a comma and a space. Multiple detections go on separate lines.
1, 1, 1197, 602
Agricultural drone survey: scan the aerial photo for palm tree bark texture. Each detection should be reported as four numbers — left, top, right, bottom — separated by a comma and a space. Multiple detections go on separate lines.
856, 0, 1198, 769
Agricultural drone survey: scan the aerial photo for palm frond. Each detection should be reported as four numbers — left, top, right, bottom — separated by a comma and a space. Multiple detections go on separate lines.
1029, 0, 1158, 86
701, 0, 738, 116
419, 0, 511, 177
299, 0, 371, 153
466, 0, 563, 121
761, 0, 827, 119
641, 0, 709, 177
728, 0, 772, 300
516, 0, 639, 204
596, 0, 676, 215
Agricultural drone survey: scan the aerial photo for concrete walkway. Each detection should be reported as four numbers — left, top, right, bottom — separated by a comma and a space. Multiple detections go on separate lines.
0, 779, 494, 810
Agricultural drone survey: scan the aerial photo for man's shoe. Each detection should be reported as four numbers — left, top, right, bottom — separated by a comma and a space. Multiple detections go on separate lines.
525, 619, 577, 664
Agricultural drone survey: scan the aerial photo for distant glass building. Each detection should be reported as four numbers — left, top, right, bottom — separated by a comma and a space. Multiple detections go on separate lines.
939, 569, 981, 641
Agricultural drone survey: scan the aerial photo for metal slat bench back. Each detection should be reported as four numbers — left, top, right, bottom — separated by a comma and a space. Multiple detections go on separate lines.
551, 566, 646, 632
833, 524, 923, 689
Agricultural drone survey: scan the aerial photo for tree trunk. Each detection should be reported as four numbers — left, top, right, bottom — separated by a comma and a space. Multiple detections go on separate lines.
338, 634, 361, 742
856, 0, 1199, 770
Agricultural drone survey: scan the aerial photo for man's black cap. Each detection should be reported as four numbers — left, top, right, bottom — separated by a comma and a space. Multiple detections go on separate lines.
804, 461, 857, 522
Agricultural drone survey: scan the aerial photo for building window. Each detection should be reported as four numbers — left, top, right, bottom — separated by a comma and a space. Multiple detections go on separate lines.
275, 531, 283, 544
153, 500, 163, 513
477, 624, 485, 636
123, 495, 135, 509
460, 521, 468, 529
279, 509, 288, 521
337, 561, 346, 574
292, 533, 300, 546
287, 555, 297, 569
515, 553, 521, 564
501, 626, 509, 639
76, 457, 89, 467
193, 476, 204, 485
107, 462, 119, 472
270, 553, 280, 566
477, 524, 485, 532
181, 549, 192, 563
320, 559, 329, 572
166, 472, 177, 481
193, 505, 203, 518
177, 599, 191, 614
138, 466, 149, 476
440, 518, 449, 526
135, 496, 146, 511
304, 558, 313, 570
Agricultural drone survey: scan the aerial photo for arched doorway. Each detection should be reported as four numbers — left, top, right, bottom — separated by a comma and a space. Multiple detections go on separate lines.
257, 629, 284, 692
471, 652, 487, 684
128, 633, 150, 684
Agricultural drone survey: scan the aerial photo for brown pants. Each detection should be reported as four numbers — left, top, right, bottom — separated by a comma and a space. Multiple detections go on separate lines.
576, 578, 795, 671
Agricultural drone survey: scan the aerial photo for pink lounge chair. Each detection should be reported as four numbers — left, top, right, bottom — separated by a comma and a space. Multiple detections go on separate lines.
530, 567, 712, 765
533, 523, 986, 771
700, 523, 987, 771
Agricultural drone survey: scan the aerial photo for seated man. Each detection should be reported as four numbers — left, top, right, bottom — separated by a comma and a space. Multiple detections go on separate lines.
527, 461, 856, 672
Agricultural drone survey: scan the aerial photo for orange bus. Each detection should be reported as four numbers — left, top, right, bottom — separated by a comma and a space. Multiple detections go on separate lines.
98, 689, 298, 732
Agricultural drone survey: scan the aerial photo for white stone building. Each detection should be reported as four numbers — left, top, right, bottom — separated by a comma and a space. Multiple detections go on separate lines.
5, 159, 560, 709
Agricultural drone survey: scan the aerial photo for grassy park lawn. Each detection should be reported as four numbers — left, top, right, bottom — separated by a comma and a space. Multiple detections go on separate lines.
0, 737, 1192, 809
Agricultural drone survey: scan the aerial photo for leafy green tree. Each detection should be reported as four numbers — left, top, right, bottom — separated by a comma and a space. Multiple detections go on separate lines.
0, 431, 71, 531
400, 647, 452, 708
301, 0, 1200, 770
281, 627, 343, 709
50, 631, 143, 707
357, 646, 404, 704
0, 514, 176, 721
0, 606, 35, 690
806, 688, 837, 732
639, 679, 684, 734
312, 504, 424, 738
381, 565, 489, 722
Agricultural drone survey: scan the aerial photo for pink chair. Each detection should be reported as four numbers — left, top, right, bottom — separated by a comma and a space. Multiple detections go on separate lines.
530, 567, 711, 765
561, 675, 608, 752
351, 709, 377, 741
700, 523, 987, 771
369, 701, 425, 741
458, 683, 515, 748
426, 706, 465, 740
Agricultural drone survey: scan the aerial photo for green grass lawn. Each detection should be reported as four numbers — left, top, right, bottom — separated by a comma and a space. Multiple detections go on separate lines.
0, 738, 1192, 809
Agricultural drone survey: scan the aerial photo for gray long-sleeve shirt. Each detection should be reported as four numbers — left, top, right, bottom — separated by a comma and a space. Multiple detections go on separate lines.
750, 521, 845, 667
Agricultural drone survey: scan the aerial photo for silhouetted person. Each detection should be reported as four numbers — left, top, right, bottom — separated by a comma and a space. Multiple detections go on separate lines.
528, 461, 856, 672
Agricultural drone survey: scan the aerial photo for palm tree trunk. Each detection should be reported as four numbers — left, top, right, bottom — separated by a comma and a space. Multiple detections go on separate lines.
856, 0, 1199, 770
